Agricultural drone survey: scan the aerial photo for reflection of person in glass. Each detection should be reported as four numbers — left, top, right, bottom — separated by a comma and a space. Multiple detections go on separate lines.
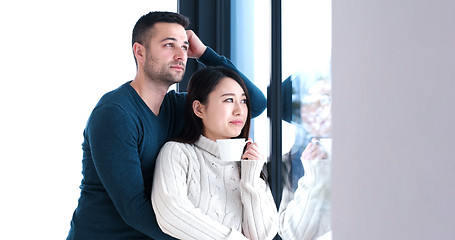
278, 78, 332, 240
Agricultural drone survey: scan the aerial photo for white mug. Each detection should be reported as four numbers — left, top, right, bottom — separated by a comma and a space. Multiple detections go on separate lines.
317, 138, 332, 159
216, 138, 253, 162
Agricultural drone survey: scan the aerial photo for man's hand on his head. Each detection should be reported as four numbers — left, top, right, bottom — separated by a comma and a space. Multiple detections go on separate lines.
186, 30, 207, 59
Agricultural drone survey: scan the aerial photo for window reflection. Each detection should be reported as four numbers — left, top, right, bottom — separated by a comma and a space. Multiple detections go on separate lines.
278, 0, 332, 239
279, 73, 332, 240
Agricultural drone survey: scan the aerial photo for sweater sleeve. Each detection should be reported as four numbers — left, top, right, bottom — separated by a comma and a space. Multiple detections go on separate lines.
87, 104, 175, 239
197, 47, 267, 118
152, 142, 248, 240
240, 160, 279, 240
278, 159, 331, 240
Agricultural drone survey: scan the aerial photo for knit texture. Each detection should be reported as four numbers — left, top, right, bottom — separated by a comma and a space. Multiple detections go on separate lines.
278, 158, 331, 240
67, 47, 267, 240
152, 136, 278, 240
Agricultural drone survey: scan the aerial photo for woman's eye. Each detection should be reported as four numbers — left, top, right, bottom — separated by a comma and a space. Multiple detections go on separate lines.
224, 98, 233, 103
241, 99, 248, 104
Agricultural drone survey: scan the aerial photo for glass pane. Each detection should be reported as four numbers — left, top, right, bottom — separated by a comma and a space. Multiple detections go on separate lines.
231, 0, 271, 157
251, 0, 271, 158
279, 0, 332, 239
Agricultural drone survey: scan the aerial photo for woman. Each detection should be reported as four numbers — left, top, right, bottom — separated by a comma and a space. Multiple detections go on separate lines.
278, 79, 332, 240
151, 67, 278, 240
279, 139, 332, 240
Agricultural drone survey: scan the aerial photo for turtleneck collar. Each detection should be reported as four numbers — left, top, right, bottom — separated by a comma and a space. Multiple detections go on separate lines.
194, 135, 220, 158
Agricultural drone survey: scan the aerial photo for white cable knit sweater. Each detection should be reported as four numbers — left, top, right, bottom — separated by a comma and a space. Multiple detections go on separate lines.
152, 135, 278, 240
278, 156, 331, 240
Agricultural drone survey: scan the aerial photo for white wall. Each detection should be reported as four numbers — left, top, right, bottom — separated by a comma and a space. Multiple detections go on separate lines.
0, 1, 176, 239
332, 0, 455, 239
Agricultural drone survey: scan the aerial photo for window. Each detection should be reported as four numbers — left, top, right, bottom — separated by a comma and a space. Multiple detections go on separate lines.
231, 0, 332, 239
279, 1, 332, 239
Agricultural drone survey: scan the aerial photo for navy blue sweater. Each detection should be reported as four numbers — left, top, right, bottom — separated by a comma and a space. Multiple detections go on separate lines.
67, 47, 267, 240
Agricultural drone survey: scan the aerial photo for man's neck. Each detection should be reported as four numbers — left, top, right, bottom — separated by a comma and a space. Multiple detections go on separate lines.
130, 75, 170, 116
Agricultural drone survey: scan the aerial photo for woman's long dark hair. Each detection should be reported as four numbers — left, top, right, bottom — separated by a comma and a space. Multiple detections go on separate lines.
176, 66, 251, 144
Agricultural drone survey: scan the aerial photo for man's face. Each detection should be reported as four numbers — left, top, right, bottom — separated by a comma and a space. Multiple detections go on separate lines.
143, 22, 189, 85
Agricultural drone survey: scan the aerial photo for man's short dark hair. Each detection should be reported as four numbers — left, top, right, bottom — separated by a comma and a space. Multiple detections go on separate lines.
132, 11, 190, 47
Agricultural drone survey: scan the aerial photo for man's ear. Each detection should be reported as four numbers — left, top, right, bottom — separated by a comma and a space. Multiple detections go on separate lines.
193, 100, 205, 118
133, 43, 145, 64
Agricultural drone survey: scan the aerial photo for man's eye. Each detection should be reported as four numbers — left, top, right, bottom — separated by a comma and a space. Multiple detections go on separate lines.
182, 45, 188, 51
165, 43, 174, 47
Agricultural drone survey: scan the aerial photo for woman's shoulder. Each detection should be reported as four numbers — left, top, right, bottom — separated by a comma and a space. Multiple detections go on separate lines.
160, 141, 196, 157
156, 142, 200, 171
162, 140, 192, 148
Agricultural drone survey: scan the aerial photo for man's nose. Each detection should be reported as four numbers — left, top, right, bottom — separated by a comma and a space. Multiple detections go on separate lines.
174, 47, 187, 61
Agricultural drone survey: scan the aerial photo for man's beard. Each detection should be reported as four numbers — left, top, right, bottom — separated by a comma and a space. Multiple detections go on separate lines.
144, 54, 185, 86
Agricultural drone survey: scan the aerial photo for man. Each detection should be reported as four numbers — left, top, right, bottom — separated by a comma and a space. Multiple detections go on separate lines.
67, 11, 266, 240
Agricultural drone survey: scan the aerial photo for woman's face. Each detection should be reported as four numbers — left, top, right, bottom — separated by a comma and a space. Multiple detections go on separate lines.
301, 80, 331, 137
194, 77, 248, 141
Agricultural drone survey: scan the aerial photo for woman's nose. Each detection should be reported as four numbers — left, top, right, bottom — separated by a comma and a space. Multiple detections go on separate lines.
233, 101, 243, 115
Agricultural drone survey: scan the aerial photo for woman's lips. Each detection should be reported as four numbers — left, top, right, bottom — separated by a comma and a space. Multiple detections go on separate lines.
230, 120, 244, 126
